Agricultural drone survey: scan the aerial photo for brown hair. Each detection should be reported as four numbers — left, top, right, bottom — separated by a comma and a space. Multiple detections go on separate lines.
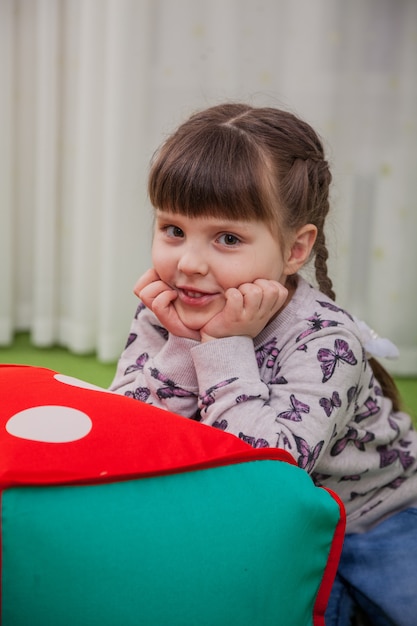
148, 102, 401, 410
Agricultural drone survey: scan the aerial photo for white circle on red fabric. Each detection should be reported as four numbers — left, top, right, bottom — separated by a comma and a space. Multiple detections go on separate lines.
6, 405, 93, 443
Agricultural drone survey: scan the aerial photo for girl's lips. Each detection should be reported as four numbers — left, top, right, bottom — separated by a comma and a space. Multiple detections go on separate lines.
177, 287, 219, 307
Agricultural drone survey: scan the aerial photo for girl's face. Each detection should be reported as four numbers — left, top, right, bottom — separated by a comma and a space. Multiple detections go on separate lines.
152, 210, 296, 331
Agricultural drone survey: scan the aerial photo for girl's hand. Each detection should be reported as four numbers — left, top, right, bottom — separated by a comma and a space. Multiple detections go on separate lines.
134, 269, 201, 341
200, 279, 288, 342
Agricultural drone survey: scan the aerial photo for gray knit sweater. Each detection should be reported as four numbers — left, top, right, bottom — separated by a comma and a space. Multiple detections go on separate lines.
110, 276, 417, 533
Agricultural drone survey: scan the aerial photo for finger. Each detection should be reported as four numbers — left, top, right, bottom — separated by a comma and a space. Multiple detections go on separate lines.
152, 290, 200, 340
253, 279, 288, 313
151, 289, 178, 317
139, 280, 176, 311
133, 268, 161, 297
223, 287, 244, 317
237, 283, 264, 311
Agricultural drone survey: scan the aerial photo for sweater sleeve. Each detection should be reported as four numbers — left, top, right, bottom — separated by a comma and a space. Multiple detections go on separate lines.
190, 329, 364, 471
109, 304, 199, 417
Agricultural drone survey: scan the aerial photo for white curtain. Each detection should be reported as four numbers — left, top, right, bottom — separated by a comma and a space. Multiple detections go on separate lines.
1, 0, 416, 374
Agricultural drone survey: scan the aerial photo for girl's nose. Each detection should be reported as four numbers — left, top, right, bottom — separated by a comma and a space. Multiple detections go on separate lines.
177, 247, 209, 276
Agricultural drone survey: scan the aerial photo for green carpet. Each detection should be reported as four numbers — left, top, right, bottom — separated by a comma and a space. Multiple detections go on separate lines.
0, 333, 116, 388
1, 333, 416, 425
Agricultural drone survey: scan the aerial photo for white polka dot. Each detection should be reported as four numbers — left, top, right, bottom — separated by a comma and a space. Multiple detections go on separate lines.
54, 374, 109, 392
6, 405, 93, 443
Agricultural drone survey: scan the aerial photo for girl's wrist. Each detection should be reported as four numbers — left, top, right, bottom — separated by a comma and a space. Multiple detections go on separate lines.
200, 331, 217, 343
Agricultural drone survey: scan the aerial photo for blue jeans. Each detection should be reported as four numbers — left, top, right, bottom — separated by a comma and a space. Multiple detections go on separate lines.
325, 508, 417, 626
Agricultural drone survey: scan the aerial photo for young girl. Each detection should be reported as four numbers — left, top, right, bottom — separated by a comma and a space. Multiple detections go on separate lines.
110, 103, 417, 625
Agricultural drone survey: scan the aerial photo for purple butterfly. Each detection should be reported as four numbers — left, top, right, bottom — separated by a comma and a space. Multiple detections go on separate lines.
277, 394, 310, 422
312, 471, 331, 484
276, 430, 292, 450
331, 427, 374, 456
319, 391, 342, 417
296, 313, 341, 342
350, 491, 380, 506
152, 324, 169, 340
339, 469, 368, 482
398, 439, 412, 447
377, 445, 415, 471
374, 384, 383, 397
347, 385, 360, 410
150, 367, 196, 400
125, 333, 137, 349
388, 415, 401, 435
200, 378, 238, 412
213, 419, 228, 430
236, 394, 262, 403
354, 397, 380, 423
317, 339, 357, 383
387, 476, 407, 489
294, 435, 324, 472
239, 433, 270, 448
256, 339, 280, 368
316, 300, 354, 321
124, 352, 149, 375
269, 366, 288, 385
134, 302, 146, 319
125, 387, 151, 402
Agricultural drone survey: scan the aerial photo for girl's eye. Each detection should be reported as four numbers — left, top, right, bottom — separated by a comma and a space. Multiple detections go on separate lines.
165, 225, 184, 238
218, 233, 240, 246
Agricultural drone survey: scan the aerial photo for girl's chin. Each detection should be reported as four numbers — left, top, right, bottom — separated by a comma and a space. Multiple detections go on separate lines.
174, 303, 221, 332
176, 314, 210, 332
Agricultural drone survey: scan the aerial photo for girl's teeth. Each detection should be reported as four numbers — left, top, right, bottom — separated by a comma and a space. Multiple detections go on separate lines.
185, 290, 203, 298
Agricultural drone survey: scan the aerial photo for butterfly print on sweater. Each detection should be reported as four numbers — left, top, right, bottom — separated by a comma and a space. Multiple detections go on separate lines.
296, 313, 341, 342
296, 343, 308, 352
256, 339, 280, 368
347, 385, 361, 411
213, 418, 228, 431
339, 469, 369, 482
236, 394, 262, 403
276, 430, 292, 450
150, 367, 197, 400
277, 394, 310, 422
124, 352, 149, 375
331, 427, 375, 456
152, 324, 169, 340
269, 366, 288, 385
387, 476, 407, 489
125, 387, 151, 402
200, 378, 238, 412
377, 445, 415, 471
319, 391, 341, 417
312, 471, 332, 484
317, 339, 358, 383
125, 333, 137, 349
294, 435, 324, 472
316, 300, 354, 321
239, 432, 270, 448
134, 302, 146, 319
354, 397, 380, 423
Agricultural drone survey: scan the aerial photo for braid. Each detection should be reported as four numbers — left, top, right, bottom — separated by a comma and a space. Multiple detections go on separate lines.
286, 154, 335, 300
307, 156, 335, 299
314, 229, 335, 300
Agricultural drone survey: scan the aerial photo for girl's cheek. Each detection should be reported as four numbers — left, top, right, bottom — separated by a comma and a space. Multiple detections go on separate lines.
152, 249, 173, 279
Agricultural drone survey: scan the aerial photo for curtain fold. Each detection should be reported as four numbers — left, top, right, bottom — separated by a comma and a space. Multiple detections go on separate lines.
1, 0, 416, 373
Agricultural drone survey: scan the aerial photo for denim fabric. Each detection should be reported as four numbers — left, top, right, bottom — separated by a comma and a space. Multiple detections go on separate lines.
325, 508, 417, 626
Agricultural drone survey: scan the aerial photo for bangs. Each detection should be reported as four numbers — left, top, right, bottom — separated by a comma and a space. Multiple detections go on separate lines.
148, 124, 276, 223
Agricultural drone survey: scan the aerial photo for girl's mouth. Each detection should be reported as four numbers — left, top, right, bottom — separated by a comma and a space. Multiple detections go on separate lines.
177, 287, 218, 307
182, 289, 204, 299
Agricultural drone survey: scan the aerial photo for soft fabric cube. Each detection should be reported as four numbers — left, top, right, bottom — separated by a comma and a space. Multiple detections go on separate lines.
0, 365, 345, 625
